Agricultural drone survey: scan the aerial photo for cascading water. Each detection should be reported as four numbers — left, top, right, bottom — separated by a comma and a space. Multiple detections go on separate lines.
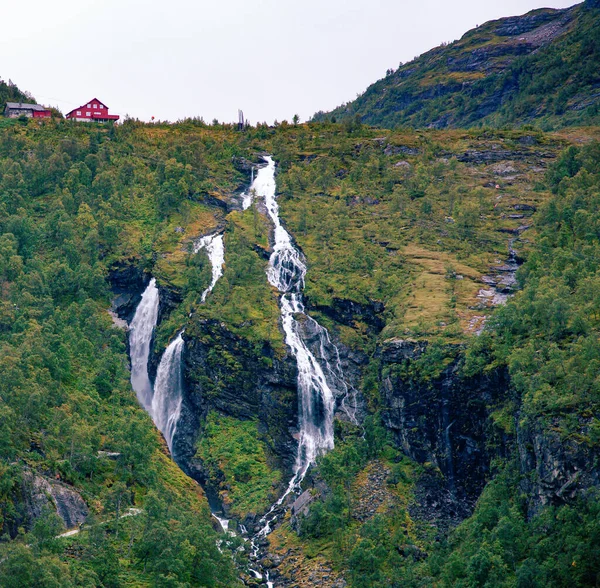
193, 232, 225, 302
129, 278, 160, 411
259, 155, 340, 480
128, 166, 348, 584
128, 232, 225, 452
245, 157, 353, 585
241, 166, 256, 210
151, 332, 184, 452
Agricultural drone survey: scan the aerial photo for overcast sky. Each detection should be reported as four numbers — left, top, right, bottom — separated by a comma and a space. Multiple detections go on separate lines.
2, 0, 580, 124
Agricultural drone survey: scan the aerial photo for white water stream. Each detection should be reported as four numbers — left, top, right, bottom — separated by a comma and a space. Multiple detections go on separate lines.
194, 232, 225, 302
241, 166, 256, 210
259, 155, 343, 479
152, 332, 184, 452
129, 278, 160, 411
246, 157, 353, 585
128, 161, 349, 586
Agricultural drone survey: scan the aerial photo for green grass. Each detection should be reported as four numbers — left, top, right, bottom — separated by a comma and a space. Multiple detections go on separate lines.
195, 412, 282, 518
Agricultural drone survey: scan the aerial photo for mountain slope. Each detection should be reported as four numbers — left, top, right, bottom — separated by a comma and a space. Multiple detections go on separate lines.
313, 0, 600, 130
0, 111, 599, 584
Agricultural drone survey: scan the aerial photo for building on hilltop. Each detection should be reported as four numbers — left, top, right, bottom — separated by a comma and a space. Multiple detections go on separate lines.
66, 98, 119, 122
4, 102, 52, 118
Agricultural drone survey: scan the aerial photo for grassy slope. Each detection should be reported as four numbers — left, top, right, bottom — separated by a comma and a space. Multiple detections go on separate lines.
268, 124, 564, 344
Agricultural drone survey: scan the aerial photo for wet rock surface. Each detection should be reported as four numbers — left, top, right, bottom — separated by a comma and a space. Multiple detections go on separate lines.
108, 259, 149, 322
293, 310, 367, 424
173, 319, 299, 484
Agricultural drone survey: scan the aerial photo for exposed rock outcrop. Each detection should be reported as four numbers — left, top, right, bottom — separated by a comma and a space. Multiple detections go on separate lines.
20, 471, 88, 532
308, 297, 385, 335
379, 338, 600, 523
108, 259, 149, 323
518, 417, 600, 516
379, 339, 510, 521
173, 319, 299, 487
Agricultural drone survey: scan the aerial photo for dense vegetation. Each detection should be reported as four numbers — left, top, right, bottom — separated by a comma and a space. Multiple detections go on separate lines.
196, 413, 282, 518
313, 1, 600, 130
277, 140, 600, 587
0, 115, 249, 585
1, 65, 600, 586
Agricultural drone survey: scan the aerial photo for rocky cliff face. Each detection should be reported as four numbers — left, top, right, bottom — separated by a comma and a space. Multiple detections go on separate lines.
378, 339, 510, 524
108, 258, 600, 533
378, 338, 600, 525
173, 319, 300, 487
518, 416, 600, 517
5, 470, 89, 538
108, 260, 149, 323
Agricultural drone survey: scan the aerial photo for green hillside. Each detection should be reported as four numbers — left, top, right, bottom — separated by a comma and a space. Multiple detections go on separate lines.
313, 1, 600, 130
0, 113, 599, 586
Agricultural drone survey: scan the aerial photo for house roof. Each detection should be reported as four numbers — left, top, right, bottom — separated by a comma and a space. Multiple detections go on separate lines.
65, 98, 112, 118
5, 102, 49, 111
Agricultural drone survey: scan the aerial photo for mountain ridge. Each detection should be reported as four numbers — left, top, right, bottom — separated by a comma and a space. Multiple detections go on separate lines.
313, 1, 600, 130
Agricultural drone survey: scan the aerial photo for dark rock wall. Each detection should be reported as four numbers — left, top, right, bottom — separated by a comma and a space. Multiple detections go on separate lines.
378, 339, 510, 521
517, 417, 600, 517
173, 319, 299, 486
378, 338, 600, 522
5, 471, 89, 538
108, 259, 149, 323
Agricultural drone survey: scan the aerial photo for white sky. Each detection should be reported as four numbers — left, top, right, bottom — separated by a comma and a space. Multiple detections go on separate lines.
1, 0, 580, 124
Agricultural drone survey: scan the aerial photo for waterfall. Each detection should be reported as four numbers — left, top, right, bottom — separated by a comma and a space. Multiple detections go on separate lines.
151, 332, 184, 452
257, 155, 342, 481
128, 278, 159, 411
244, 156, 353, 575
129, 281, 185, 453
128, 229, 225, 453
194, 232, 225, 302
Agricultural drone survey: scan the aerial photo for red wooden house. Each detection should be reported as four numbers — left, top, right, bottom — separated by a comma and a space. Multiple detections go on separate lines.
65, 98, 119, 122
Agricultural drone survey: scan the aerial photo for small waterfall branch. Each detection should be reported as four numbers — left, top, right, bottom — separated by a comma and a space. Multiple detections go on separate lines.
193, 232, 225, 302
128, 232, 225, 452
128, 278, 160, 411
152, 332, 185, 452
